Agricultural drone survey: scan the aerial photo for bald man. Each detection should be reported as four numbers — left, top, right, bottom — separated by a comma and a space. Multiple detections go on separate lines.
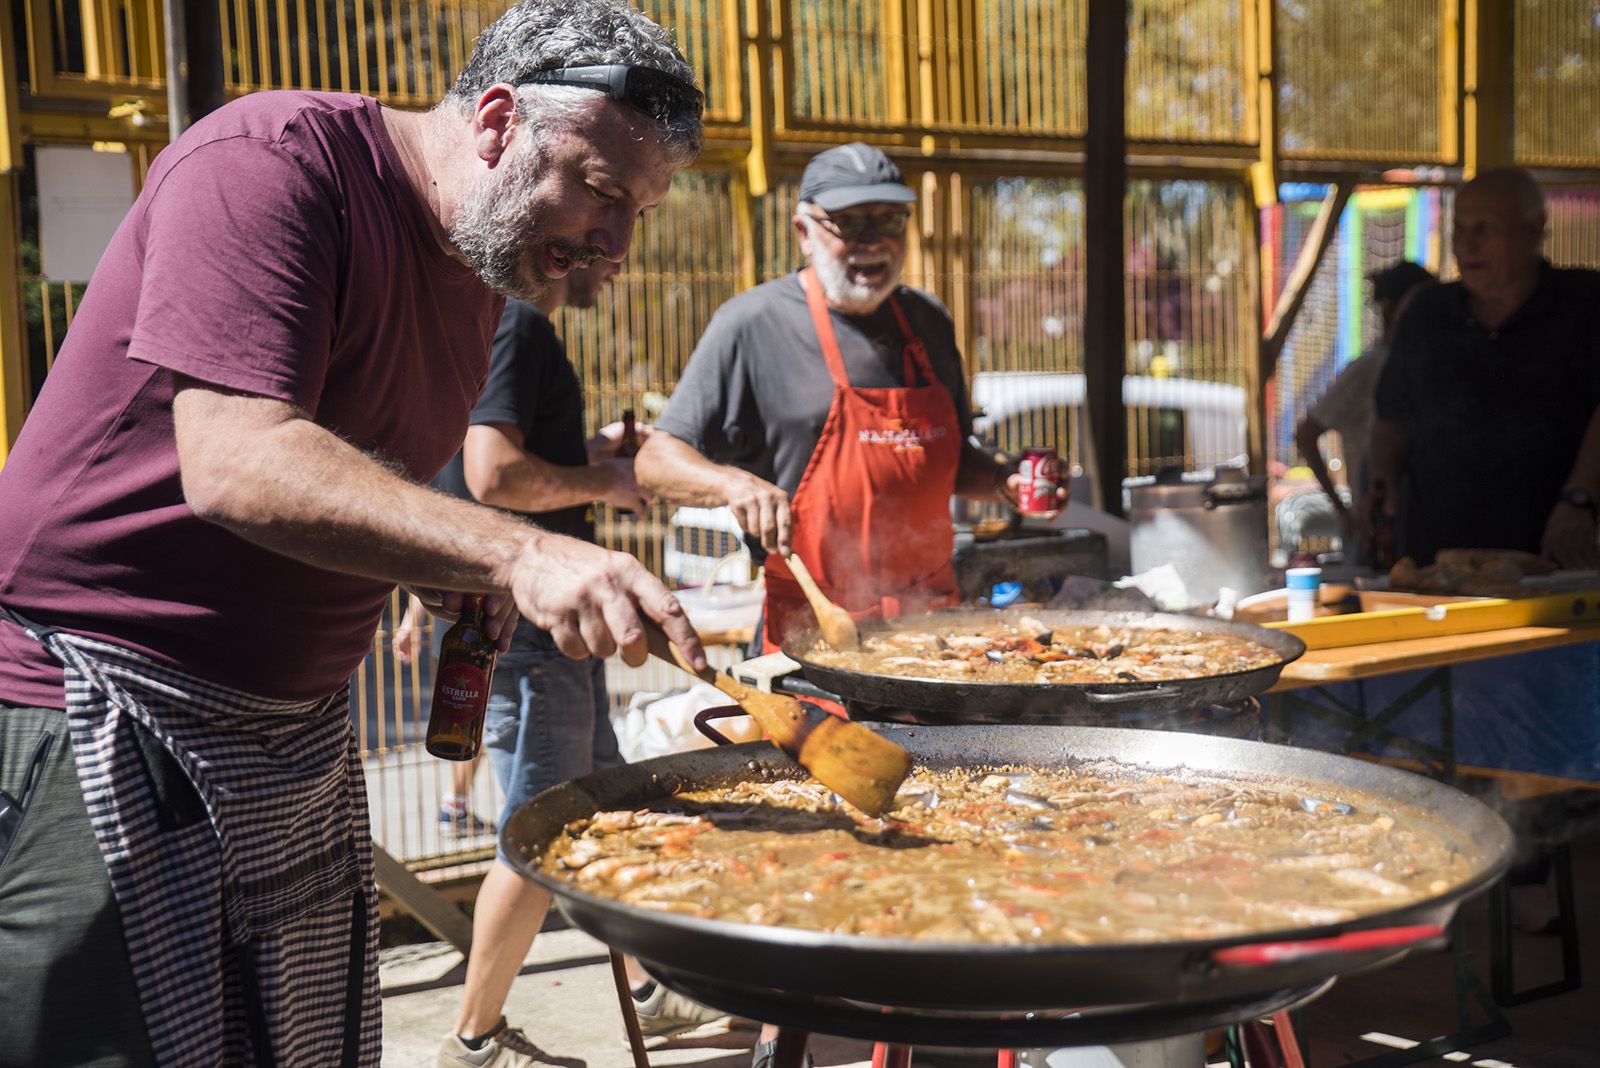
1368, 168, 1600, 568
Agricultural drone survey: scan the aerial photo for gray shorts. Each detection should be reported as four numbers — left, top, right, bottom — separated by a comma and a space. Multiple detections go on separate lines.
0, 704, 156, 1067
484, 648, 620, 864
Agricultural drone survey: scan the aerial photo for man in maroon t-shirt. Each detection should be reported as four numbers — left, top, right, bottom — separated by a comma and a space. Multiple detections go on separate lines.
0, 2, 705, 1064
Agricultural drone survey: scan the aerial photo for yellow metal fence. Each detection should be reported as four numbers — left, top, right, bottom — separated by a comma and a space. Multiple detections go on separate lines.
31, 0, 1600, 164
14, 0, 1600, 882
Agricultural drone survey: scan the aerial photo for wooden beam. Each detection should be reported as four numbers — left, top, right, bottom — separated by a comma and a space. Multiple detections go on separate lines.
371, 844, 474, 953
1261, 180, 1353, 366
1248, 179, 1350, 475
1083, 0, 1127, 515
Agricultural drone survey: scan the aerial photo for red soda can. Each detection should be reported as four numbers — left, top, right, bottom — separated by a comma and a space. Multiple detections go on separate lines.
1016, 446, 1064, 514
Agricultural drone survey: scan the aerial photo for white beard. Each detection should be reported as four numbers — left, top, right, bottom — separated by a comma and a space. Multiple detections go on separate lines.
810, 240, 899, 314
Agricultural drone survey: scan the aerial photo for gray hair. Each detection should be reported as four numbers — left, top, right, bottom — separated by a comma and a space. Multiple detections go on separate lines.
446, 0, 702, 162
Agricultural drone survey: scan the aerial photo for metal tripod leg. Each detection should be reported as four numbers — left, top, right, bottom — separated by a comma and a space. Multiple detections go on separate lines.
1314, 910, 1510, 1068
1490, 842, 1583, 1006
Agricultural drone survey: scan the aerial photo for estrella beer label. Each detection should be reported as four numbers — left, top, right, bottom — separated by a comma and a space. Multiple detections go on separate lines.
434, 662, 488, 724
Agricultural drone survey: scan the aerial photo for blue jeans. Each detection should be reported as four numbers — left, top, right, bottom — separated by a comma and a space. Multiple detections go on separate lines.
484, 644, 619, 863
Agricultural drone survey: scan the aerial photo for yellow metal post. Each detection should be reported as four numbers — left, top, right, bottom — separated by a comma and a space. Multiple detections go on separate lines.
1463, 0, 1513, 176
731, 170, 759, 293
1439, 0, 1461, 165
78, 0, 109, 80
1, 3, 27, 462
743, 0, 775, 195
1247, 0, 1277, 208
946, 170, 971, 374
915, 0, 937, 124
883, 0, 910, 125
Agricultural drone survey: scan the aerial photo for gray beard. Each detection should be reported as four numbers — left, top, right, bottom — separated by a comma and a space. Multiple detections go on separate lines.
450, 145, 558, 304
811, 244, 897, 314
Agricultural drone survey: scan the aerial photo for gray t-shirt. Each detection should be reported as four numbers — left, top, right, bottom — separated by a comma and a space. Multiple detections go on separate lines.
656, 271, 974, 496
1307, 342, 1387, 495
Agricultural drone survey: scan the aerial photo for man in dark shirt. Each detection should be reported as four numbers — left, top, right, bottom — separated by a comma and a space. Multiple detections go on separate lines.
433, 261, 707, 1065
1370, 168, 1600, 567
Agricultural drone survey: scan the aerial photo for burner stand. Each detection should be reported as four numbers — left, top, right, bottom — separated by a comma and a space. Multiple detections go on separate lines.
643, 962, 1331, 1050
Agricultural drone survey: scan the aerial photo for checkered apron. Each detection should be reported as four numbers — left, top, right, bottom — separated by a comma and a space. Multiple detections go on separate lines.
6, 611, 379, 1067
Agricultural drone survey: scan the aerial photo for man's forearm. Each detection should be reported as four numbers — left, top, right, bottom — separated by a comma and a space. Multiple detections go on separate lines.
174, 384, 707, 669
469, 447, 616, 513
1295, 420, 1342, 509
635, 430, 741, 506
175, 388, 545, 592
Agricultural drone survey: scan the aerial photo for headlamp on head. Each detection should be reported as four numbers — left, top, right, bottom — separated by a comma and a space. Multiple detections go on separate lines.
520, 64, 703, 125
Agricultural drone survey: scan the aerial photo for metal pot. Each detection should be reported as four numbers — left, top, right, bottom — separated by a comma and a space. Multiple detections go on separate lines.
1123, 465, 1273, 605
500, 725, 1511, 1011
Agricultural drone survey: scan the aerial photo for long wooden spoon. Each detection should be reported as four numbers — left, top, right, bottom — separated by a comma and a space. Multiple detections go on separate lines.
641, 620, 909, 815
786, 553, 860, 651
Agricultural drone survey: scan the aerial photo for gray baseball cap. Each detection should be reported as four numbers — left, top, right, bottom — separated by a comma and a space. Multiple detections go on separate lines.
799, 142, 917, 212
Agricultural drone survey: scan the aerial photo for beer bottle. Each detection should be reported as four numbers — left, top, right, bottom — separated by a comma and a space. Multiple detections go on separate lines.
617, 409, 640, 459
424, 595, 498, 761
1368, 479, 1397, 571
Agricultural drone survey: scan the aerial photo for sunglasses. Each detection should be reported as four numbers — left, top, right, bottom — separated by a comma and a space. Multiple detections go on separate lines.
520, 64, 704, 125
806, 210, 912, 242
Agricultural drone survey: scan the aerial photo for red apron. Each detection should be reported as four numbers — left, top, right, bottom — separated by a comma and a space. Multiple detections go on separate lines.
762, 267, 962, 657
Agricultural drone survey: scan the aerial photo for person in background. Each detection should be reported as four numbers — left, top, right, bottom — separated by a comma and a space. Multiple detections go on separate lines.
0, 3, 704, 1063
636, 143, 1054, 665
432, 260, 721, 1065
1369, 167, 1600, 568
635, 141, 1057, 1068
1294, 261, 1435, 550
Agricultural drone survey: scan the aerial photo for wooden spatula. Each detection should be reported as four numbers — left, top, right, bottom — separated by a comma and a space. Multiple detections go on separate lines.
786, 553, 860, 651
641, 620, 910, 815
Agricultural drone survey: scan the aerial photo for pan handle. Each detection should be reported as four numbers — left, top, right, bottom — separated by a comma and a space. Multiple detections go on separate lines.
1083, 685, 1184, 706
1211, 924, 1445, 967
692, 705, 752, 747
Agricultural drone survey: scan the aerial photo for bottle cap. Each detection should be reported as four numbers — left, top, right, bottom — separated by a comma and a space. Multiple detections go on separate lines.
1285, 567, 1322, 591
989, 581, 1023, 607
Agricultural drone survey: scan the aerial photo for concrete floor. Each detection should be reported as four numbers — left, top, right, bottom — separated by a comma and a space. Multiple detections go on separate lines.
379, 828, 1600, 1068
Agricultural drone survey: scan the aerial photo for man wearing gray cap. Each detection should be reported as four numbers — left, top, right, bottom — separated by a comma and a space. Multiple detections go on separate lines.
638, 142, 1025, 659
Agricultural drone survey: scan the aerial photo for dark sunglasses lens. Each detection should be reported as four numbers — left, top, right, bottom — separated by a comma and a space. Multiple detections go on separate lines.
875, 212, 909, 236
623, 68, 703, 122
832, 217, 868, 240
831, 213, 908, 240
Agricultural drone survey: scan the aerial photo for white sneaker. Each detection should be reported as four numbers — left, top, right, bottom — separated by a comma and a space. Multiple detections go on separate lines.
438, 1019, 560, 1067
438, 803, 496, 839
631, 982, 729, 1039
